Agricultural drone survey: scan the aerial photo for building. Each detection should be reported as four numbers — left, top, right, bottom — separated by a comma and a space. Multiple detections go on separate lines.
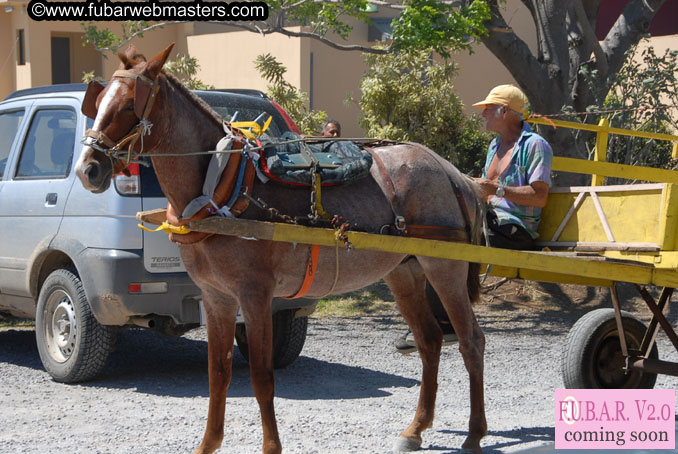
1, 0, 676, 136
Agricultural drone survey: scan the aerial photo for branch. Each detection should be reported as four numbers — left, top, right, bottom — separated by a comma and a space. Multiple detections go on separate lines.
354, 0, 465, 10
480, 1, 555, 111
210, 21, 391, 54
572, 0, 608, 78
270, 25, 390, 54
92, 21, 187, 53
601, 0, 667, 75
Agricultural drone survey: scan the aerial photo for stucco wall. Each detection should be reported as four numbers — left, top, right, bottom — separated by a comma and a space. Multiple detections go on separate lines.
187, 29, 303, 93
0, 12, 14, 98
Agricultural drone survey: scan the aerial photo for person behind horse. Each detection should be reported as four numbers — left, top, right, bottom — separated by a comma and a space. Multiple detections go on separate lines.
395, 84, 553, 354
321, 120, 341, 138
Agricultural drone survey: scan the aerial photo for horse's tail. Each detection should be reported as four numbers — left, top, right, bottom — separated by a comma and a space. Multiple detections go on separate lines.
463, 177, 485, 304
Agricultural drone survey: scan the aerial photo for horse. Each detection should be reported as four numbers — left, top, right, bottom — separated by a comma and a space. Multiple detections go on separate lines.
75, 43, 488, 454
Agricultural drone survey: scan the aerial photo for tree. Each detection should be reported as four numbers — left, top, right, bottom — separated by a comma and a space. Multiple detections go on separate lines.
81, 1, 671, 180
81, 21, 212, 89
579, 38, 678, 182
479, 0, 668, 183
358, 49, 489, 175
254, 54, 327, 135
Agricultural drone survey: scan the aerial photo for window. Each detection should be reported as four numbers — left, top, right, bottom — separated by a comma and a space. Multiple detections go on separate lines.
51, 37, 71, 84
368, 18, 393, 42
17, 30, 25, 66
0, 110, 25, 178
16, 109, 76, 179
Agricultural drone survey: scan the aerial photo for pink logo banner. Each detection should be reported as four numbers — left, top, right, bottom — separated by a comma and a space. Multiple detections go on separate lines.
555, 389, 675, 450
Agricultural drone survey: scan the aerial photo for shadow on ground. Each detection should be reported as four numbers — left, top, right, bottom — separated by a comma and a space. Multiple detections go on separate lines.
0, 327, 418, 400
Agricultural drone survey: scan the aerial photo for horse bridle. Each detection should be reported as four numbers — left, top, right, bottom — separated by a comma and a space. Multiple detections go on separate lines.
82, 70, 160, 168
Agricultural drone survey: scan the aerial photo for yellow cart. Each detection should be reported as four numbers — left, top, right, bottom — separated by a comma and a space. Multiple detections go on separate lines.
139, 118, 678, 389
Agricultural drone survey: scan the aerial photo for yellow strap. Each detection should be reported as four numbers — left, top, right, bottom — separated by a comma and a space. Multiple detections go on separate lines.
232, 115, 273, 139
138, 222, 191, 235
313, 176, 331, 220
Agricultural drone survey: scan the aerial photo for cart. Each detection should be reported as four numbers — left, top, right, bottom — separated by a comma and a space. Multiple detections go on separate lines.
138, 117, 678, 390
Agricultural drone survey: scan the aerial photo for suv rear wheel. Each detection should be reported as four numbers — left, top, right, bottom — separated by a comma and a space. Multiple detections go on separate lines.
35, 269, 116, 383
235, 309, 308, 369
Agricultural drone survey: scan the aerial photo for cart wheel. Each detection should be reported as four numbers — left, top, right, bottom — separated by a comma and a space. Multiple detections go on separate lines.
562, 308, 658, 389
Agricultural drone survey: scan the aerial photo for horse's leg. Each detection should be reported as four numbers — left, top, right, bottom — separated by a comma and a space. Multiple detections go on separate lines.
419, 257, 487, 454
384, 258, 443, 452
194, 290, 238, 454
241, 288, 281, 454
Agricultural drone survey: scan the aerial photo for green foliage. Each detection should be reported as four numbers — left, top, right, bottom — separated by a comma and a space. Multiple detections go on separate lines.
391, 0, 491, 58
255, 53, 327, 135
163, 53, 214, 90
80, 22, 212, 88
81, 71, 100, 84
579, 38, 678, 178
287, 0, 371, 40
81, 21, 151, 55
358, 49, 490, 175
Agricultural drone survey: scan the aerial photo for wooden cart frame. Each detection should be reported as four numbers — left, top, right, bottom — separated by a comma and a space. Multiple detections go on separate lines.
139, 118, 678, 388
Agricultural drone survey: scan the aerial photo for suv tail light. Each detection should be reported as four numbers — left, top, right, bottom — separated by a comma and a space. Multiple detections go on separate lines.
114, 163, 140, 195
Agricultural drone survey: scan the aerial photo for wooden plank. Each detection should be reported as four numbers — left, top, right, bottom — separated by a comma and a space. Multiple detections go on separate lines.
536, 241, 661, 252
136, 208, 167, 225
589, 191, 615, 242
489, 266, 614, 288
657, 184, 678, 251
185, 216, 660, 286
552, 157, 678, 184
551, 191, 586, 241
528, 117, 678, 142
548, 183, 664, 194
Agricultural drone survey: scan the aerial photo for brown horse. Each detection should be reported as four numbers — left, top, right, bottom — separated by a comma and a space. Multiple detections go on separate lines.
75, 43, 488, 454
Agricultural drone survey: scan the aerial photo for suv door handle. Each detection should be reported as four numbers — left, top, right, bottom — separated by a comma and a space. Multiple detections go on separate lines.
45, 193, 58, 206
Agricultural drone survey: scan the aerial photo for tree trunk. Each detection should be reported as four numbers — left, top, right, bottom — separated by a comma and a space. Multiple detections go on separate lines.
479, 0, 666, 185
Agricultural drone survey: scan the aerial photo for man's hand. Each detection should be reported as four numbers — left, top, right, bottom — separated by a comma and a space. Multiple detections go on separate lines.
473, 178, 499, 200
473, 178, 549, 208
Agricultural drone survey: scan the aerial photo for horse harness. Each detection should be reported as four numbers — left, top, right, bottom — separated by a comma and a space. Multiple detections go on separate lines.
81, 70, 161, 167
82, 70, 473, 298
368, 148, 473, 243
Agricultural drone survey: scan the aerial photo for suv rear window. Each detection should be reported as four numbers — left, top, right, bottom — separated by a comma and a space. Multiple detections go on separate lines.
140, 92, 290, 197
196, 92, 288, 137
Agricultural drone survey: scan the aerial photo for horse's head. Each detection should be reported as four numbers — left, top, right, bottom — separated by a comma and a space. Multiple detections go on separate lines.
75, 43, 174, 193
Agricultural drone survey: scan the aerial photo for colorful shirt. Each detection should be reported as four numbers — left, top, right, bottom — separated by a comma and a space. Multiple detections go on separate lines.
482, 122, 553, 238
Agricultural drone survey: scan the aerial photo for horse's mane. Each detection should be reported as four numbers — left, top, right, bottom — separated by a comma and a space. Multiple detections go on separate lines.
162, 70, 223, 126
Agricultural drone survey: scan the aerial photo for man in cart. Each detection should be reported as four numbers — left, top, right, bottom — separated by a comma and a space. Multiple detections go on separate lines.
396, 84, 554, 354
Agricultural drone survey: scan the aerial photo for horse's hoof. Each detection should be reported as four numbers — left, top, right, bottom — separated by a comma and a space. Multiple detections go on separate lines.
394, 436, 422, 452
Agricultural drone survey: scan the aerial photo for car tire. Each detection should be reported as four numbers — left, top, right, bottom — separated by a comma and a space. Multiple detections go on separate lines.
561, 308, 658, 389
235, 309, 308, 369
35, 269, 116, 383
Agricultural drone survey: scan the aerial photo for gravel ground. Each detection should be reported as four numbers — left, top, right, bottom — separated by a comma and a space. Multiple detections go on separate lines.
1, 283, 677, 454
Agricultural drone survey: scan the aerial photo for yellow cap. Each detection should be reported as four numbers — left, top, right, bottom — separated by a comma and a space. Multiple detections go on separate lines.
472, 84, 528, 117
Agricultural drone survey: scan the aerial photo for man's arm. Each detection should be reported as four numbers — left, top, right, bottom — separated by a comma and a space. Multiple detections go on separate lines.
474, 179, 549, 208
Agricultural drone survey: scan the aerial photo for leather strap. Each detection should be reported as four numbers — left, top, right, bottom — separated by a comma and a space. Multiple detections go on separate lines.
403, 224, 468, 242
229, 156, 257, 216
285, 244, 320, 299
368, 148, 472, 243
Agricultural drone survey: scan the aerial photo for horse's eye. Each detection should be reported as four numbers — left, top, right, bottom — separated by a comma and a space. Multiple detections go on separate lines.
123, 104, 135, 113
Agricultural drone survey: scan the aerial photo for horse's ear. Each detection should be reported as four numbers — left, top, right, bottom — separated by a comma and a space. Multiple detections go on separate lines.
118, 44, 146, 69
82, 81, 104, 119
145, 43, 175, 79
